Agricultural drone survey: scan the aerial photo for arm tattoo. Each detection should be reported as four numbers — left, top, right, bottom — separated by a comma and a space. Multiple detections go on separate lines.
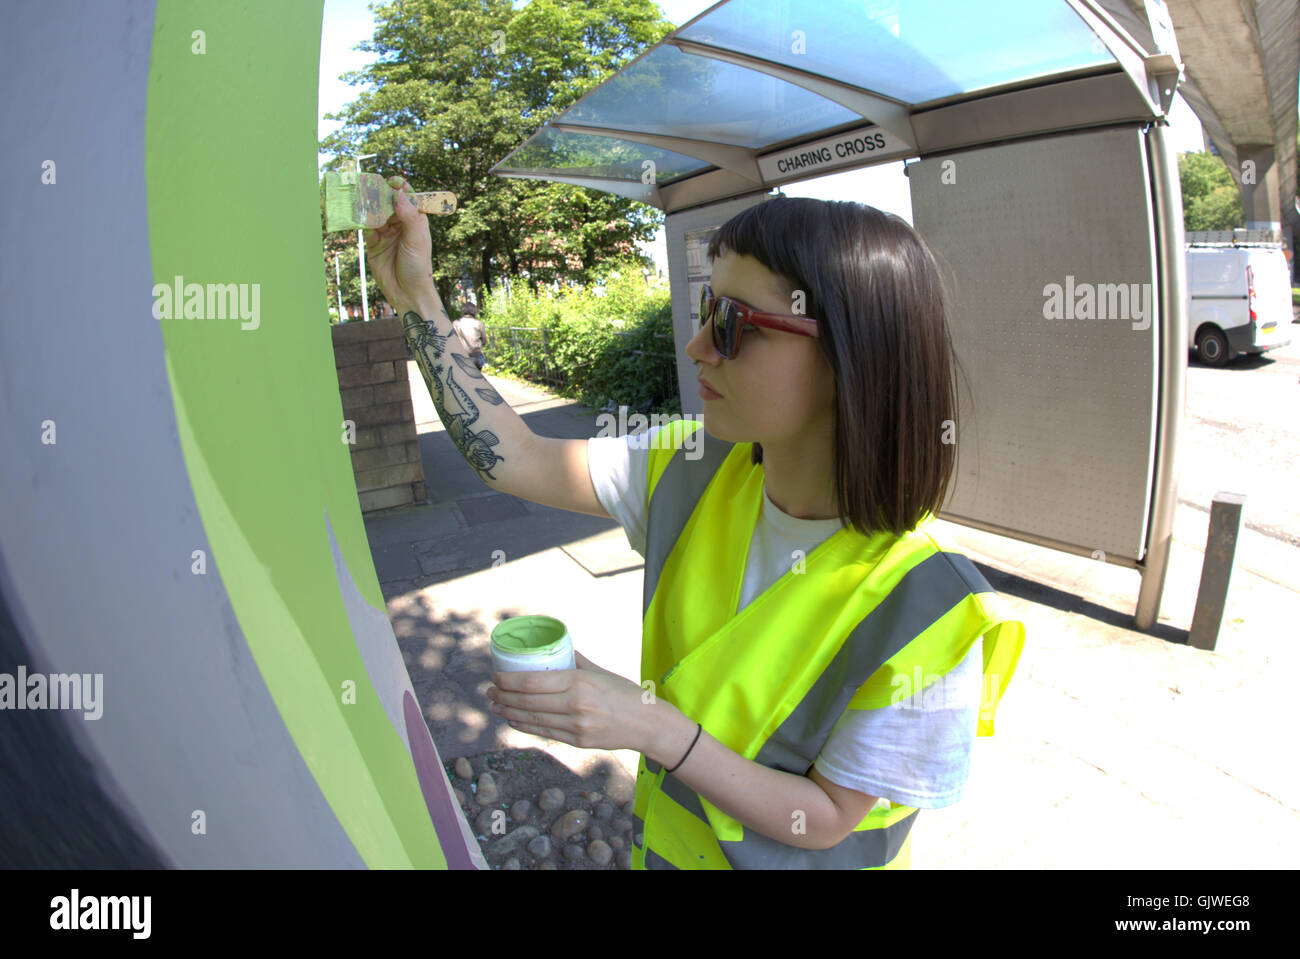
402, 309, 506, 481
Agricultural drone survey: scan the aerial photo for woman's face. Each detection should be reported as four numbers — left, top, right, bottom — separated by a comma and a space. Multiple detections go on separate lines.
685, 251, 835, 447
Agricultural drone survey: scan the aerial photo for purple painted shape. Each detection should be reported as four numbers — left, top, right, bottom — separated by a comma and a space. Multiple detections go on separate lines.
402, 691, 482, 870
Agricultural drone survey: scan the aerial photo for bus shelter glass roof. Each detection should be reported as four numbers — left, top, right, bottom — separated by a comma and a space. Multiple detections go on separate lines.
493, 0, 1121, 186
676, 0, 1114, 105
563, 45, 866, 149
499, 124, 714, 183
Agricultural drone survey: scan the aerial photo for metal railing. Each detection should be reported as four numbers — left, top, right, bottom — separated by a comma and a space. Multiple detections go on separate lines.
1186, 228, 1284, 245
484, 326, 566, 388
622, 331, 679, 408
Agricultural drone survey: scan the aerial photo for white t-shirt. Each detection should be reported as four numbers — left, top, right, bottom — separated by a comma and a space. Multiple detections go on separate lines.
587, 425, 983, 809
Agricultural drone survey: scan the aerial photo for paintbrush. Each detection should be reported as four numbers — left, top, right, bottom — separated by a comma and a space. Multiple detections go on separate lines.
323, 171, 457, 232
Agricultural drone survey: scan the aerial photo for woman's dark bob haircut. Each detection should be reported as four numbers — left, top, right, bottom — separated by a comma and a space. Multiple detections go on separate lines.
706, 196, 962, 538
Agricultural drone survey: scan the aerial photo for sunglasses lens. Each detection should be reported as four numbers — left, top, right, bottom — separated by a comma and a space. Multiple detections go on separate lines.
700, 286, 741, 357
716, 299, 740, 357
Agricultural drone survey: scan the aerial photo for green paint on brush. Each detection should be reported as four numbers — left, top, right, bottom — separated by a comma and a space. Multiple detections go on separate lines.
324, 171, 395, 231
324, 172, 457, 231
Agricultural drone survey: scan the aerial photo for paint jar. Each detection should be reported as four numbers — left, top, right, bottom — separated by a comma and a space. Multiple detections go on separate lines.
490, 615, 575, 673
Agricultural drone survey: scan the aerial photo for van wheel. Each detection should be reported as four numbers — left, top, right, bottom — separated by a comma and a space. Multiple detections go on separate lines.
1196, 328, 1230, 367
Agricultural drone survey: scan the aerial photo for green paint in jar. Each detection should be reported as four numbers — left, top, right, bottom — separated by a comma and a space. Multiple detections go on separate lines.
490, 615, 575, 672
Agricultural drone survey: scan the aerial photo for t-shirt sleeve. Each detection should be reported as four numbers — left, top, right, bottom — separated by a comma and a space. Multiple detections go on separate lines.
585, 425, 669, 557
813, 637, 984, 809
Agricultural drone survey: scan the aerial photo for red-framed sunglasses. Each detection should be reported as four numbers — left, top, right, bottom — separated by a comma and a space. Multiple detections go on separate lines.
698, 284, 820, 359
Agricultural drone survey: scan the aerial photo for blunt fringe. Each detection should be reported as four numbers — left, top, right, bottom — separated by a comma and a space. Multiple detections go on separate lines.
706, 196, 962, 537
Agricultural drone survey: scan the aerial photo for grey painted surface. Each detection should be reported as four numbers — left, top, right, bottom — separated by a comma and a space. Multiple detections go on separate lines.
330, 508, 419, 755
909, 126, 1159, 562
0, 0, 363, 867
0, 546, 166, 867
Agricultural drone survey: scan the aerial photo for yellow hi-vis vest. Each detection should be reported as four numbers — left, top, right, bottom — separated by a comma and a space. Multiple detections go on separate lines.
629, 419, 1025, 870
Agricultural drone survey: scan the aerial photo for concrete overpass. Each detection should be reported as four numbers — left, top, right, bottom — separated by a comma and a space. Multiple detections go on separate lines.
1103, 0, 1299, 256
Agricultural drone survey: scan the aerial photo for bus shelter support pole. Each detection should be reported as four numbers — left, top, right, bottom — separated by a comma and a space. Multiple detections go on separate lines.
1134, 121, 1188, 632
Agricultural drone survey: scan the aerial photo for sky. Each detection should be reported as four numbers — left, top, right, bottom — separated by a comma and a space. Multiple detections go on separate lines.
319, 0, 1211, 270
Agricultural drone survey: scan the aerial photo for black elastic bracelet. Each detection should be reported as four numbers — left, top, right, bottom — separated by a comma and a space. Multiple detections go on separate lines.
664, 723, 703, 775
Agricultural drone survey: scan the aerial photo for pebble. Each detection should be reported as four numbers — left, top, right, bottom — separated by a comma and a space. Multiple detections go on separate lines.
634, 831, 643, 846
475, 771, 499, 806
453, 788, 467, 808
587, 839, 613, 866
563, 843, 585, 862
594, 802, 614, 822
581, 790, 603, 805
610, 816, 632, 834
550, 809, 590, 841
527, 835, 552, 858
616, 849, 632, 869
475, 807, 506, 838
621, 801, 634, 819
494, 824, 540, 856
454, 757, 473, 781
538, 861, 558, 871
509, 799, 532, 823
538, 787, 565, 812
501, 857, 520, 870
608, 836, 624, 851
588, 823, 604, 843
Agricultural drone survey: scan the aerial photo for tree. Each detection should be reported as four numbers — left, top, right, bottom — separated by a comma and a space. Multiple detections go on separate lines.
319, 0, 675, 308
1178, 151, 1244, 232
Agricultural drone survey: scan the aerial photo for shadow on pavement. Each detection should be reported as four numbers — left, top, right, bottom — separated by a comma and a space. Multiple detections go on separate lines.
974, 561, 1191, 645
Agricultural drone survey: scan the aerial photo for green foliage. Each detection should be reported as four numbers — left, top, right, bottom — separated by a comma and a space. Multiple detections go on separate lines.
318, 0, 673, 310
1178, 152, 1244, 232
479, 259, 680, 414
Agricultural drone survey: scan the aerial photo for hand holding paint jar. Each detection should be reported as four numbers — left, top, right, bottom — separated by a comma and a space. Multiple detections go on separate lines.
490, 615, 575, 673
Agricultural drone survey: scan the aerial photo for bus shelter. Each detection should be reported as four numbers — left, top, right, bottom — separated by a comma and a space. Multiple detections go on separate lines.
491, 0, 1189, 630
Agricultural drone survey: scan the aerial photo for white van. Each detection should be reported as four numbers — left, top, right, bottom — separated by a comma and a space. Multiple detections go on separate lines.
1186, 243, 1293, 366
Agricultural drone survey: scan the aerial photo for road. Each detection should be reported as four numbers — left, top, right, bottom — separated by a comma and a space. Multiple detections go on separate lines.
1179, 319, 1300, 548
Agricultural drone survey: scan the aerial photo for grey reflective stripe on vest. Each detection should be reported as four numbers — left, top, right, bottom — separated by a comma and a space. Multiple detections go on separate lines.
641, 428, 734, 616
630, 809, 699, 871
644, 847, 677, 869
752, 549, 991, 775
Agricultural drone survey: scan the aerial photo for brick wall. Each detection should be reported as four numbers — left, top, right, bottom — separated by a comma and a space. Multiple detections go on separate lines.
331, 318, 428, 513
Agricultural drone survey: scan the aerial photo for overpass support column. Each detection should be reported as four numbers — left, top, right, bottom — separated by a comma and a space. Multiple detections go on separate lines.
1236, 143, 1293, 275
1236, 144, 1282, 232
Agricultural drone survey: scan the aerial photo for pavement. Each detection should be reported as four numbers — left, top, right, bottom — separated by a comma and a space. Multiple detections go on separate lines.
368, 358, 1300, 868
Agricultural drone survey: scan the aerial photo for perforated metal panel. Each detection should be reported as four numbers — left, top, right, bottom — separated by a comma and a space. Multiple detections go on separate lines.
909, 127, 1159, 561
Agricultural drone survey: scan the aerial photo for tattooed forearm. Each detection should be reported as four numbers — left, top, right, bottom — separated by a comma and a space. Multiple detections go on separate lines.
401, 309, 507, 481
